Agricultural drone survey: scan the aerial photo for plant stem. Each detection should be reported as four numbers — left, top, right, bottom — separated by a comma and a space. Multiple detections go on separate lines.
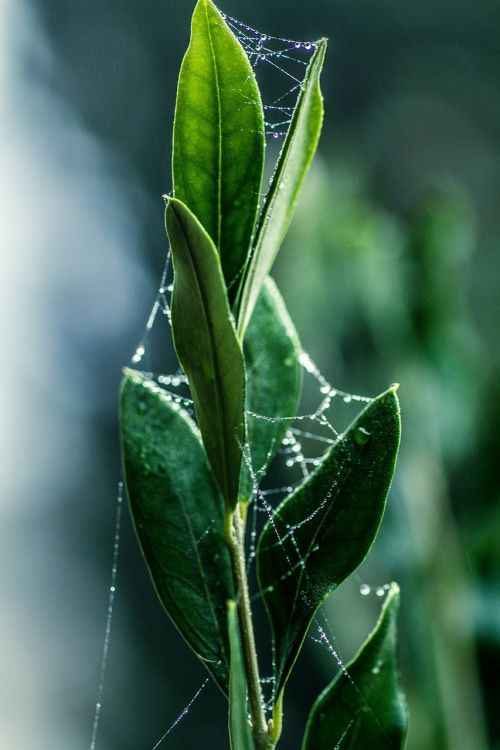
229, 507, 272, 750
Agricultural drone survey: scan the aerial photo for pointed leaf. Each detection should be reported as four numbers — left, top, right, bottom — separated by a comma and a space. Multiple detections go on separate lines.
240, 278, 302, 500
302, 583, 408, 750
165, 197, 245, 509
119, 369, 234, 693
237, 39, 327, 336
173, 0, 265, 291
257, 388, 401, 696
228, 601, 256, 750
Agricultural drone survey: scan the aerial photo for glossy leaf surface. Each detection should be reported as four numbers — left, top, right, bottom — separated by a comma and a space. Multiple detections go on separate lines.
165, 197, 245, 509
228, 601, 255, 750
240, 278, 302, 500
257, 388, 401, 696
120, 369, 234, 693
237, 39, 327, 336
173, 0, 265, 291
302, 583, 408, 750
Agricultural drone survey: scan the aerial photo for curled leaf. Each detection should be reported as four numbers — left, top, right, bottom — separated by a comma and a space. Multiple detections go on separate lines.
165, 197, 245, 509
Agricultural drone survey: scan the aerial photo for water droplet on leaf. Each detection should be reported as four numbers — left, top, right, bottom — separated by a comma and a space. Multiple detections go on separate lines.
354, 426, 371, 445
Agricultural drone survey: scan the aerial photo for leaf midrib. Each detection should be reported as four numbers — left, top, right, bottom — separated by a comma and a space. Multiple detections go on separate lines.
204, 0, 223, 251
279, 441, 359, 678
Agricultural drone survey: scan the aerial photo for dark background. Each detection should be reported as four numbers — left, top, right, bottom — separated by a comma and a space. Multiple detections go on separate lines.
1, 1, 499, 748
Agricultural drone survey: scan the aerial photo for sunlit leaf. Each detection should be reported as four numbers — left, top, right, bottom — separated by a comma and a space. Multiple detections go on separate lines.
228, 601, 256, 750
240, 278, 302, 500
165, 197, 245, 509
302, 583, 408, 750
120, 369, 234, 694
237, 39, 327, 336
173, 0, 265, 293
257, 388, 401, 698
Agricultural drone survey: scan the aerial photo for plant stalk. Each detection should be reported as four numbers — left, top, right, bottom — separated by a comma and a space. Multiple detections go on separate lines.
229, 507, 272, 750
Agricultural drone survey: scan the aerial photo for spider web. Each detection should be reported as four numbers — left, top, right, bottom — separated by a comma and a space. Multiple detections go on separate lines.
89, 14, 393, 750
104, 257, 394, 749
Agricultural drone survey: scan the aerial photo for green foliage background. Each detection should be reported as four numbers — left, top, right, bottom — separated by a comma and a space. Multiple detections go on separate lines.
4, 0, 499, 748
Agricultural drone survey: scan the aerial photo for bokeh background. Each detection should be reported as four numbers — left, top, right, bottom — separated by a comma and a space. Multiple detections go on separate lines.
1, 0, 499, 748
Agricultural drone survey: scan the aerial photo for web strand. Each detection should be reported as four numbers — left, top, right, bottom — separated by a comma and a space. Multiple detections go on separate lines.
150, 679, 210, 749
89, 483, 123, 750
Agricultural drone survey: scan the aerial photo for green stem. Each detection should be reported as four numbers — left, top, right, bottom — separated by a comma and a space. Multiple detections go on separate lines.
229, 506, 272, 750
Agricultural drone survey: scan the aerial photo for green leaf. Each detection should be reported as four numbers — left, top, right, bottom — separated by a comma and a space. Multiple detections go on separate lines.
165, 196, 245, 509
228, 601, 256, 750
173, 0, 265, 292
119, 369, 234, 694
237, 39, 327, 337
257, 387, 401, 698
302, 583, 408, 750
240, 278, 302, 501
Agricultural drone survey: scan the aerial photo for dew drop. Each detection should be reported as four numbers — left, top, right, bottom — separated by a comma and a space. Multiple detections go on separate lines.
132, 345, 145, 364
320, 384, 330, 394
375, 586, 385, 597
360, 583, 371, 596
286, 459, 295, 467
354, 426, 371, 446
272, 133, 280, 140
305, 42, 312, 50
167, 283, 174, 292
294, 42, 301, 49
343, 394, 352, 403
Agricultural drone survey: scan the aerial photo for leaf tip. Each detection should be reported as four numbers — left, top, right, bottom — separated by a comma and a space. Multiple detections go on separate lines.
389, 382, 400, 393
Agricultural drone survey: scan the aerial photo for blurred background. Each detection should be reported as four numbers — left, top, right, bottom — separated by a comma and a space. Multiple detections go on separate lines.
1, 0, 499, 748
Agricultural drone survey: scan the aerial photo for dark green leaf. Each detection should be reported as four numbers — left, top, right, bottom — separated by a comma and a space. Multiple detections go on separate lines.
228, 601, 255, 750
173, 0, 265, 292
237, 39, 327, 336
240, 278, 302, 500
119, 369, 234, 693
302, 583, 408, 750
165, 197, 245, 509
257, 388, 401, 697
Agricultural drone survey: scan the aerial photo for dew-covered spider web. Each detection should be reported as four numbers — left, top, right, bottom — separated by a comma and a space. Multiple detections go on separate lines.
220, 13, 320, 141
89, 13, 394, 750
